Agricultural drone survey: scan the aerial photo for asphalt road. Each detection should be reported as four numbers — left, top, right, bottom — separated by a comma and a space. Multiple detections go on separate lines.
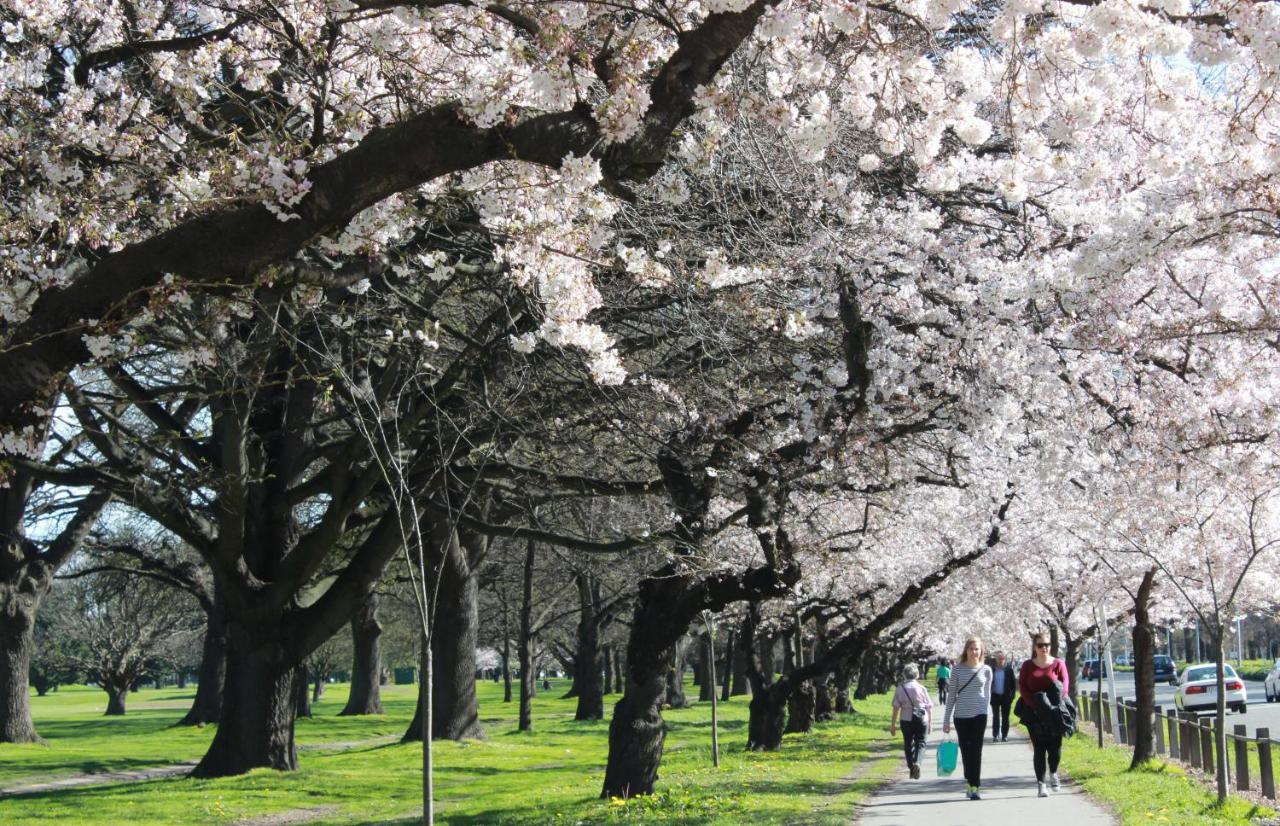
1087, 671, 1280, 736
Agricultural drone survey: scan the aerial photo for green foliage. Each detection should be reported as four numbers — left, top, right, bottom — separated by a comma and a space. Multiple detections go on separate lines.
1, 679, 897, 824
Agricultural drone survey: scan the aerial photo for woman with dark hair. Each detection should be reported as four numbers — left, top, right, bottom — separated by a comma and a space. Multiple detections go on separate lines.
1019, 631, 1071, 797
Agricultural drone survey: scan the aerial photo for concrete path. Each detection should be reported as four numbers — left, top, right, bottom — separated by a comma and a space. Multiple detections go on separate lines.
855, 728, 1117, 825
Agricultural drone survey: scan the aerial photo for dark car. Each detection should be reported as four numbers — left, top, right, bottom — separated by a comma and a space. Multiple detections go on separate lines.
1081, 659, 1108, 679
1153, 655, 1177, 684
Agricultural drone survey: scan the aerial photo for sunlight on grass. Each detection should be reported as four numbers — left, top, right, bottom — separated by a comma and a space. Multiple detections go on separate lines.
0, 679, 898, 824
1062, 733, 1275, 825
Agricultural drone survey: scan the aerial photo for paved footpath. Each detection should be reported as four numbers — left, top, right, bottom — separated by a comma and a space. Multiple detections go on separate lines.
855, 728, 1117, 825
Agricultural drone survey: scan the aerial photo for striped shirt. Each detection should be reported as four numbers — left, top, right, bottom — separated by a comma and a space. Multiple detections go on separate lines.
943, 663, 992, 724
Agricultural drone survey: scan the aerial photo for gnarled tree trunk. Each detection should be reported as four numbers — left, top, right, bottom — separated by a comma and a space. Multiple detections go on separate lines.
0, 599, 40, 743
574, 573, 604, 721
192, 627, 298, 777
179, 582, 228, 726
1130, 568, 1158, 767
104, 682, 128, 716
340, 592, 383, 716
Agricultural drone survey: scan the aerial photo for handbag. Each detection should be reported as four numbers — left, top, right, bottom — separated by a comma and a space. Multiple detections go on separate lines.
936, 737, 959, 776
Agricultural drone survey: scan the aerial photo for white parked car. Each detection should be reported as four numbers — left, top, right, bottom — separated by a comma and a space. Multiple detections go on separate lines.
1174, 662, 1248, 714
1263, 660, 1280, 702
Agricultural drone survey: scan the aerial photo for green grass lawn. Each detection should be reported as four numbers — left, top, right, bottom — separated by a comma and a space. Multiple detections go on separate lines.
0, 680, 898, 824
1063, 730, 1277, 825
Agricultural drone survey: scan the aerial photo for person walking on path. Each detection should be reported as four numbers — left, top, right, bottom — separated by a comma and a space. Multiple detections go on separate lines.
943, 636, 993, 800
1018, 631, 1072, 798
889, 664, 933, 779
937, 660, 952, 704
990, 651, 1017, 742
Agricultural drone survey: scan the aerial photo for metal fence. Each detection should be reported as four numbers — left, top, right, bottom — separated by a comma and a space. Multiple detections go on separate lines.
1077, 690, 1277, 798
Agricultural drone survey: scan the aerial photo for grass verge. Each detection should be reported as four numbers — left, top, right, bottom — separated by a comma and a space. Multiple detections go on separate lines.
1062, 731, 1276, 825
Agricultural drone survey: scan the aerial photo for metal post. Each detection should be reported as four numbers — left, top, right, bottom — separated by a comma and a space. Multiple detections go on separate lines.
1258, 728, 1275, 800
1155, 706, 1165, 755
1235, 724, 1249, 790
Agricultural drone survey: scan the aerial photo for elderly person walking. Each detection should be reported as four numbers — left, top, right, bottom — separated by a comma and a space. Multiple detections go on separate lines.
943, 636, 993, 800
889, 664, 933, 779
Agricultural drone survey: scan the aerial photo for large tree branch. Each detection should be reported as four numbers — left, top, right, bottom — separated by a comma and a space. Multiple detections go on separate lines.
0, 2, 779, 438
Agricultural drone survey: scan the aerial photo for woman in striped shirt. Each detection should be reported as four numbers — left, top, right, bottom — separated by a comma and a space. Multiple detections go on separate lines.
942, 635, 994, 800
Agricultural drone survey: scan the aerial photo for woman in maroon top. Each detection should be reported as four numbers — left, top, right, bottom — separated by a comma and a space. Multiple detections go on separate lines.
1018, 632, 1070, 797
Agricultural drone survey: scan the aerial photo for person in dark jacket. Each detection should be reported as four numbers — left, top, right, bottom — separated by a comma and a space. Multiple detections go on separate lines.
989, 651, 1017, 742
1018, 632, 1072, 797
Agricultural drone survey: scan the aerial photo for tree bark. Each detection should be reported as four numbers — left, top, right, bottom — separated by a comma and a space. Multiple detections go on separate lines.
104, 682, 128, 716
574, 573, 604, 721
613, 648, 624, 695
833, 658, 853, 713
311, 670, 325, 703
1130, 568, 1158, 767
742, 603, 787, 750
192, 629, 298, 777
720, 630, 734, 703
1061, 629, 1083, 707
664, 637, 688, 709
0, 600, 40, 743
854, 648, 878, 700
502, 609, 514, 703
784, 680, 816, 734
813, 619, 834, 722
602, 643, 613, 697
295, 666, 312, 718
698, 632, 715, 702
518, 539, 536, 732
339, 592, 383, 716
731, 621, 752, 697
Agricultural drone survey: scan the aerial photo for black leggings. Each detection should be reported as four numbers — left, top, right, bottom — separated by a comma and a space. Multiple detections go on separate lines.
901, 717, 926, 767
954, 715, 987, 788
1031, 731, 1063, 781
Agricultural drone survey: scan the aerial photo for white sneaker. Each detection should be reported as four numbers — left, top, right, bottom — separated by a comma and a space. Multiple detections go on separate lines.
1037, 782, 1049, 798
1050, 773, 1061, 790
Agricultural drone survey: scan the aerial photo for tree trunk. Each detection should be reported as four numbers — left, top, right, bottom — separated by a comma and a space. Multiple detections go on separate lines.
312, 670, 325, 703
178, 583, 227, 726
295, 666, 312, 718
731, 621, 752, 697
192, 630, 298, 777
748, 687, 787, 750
1062, 630, 1082, 707
698, 633, 715, 702
574, 573, 604, 721
1130, 568, 1158, 767
518, 539, 535, 732
602, 645, 668, 798
854, 648, 878, 700
502, 608, 514, 703
602, 644, 613, 697
784, 679, 816, 734
833, 658, 853, 713
720, 630, 734, 702
813, 618, 834, 721
104, 682, 128, 716
0, 601, 40, 743
743, 604, 786, 750
340, 592, 384, 716
613, 648, 624, 695
664, 638, 688, 709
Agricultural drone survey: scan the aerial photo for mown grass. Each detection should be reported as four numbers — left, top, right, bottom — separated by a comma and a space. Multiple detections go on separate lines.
1062, 729, 1276, 825
0, 679, 898, 824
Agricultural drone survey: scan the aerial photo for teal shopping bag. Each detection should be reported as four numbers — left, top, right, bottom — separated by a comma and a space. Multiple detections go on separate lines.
936, 738, 958, 776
